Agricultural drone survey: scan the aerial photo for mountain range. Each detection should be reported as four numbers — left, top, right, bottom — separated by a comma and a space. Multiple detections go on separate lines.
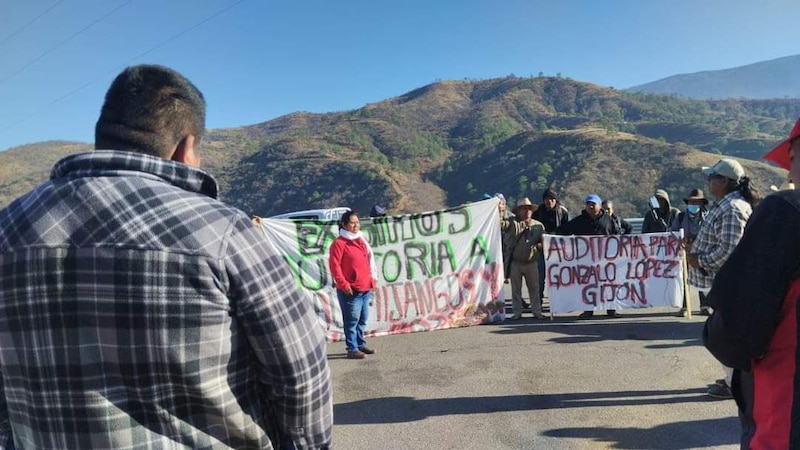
628, 54, 800, 99
2, 59, 798, 219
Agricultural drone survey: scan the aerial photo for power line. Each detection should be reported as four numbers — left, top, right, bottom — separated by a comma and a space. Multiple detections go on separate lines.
51, 0, 246, 105
0, 0, 133, 86
0, 0, 246, 135
0, 0, 65, 48
122, 0, 245, 68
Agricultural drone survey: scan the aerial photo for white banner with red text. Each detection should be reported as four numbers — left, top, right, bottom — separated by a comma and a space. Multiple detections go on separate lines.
257, 198, 505, 342
544, 232, 684, 314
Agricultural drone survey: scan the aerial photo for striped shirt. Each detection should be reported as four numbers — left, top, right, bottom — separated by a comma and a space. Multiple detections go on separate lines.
0, 151, 332, 449
689, 190, 752, 289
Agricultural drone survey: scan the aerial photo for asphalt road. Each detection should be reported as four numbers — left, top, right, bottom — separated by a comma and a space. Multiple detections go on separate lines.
327, 286, 740, 450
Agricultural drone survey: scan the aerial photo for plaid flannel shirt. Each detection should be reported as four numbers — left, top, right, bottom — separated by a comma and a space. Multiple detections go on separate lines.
0, 151, 332, 449
689, 190, 752, 289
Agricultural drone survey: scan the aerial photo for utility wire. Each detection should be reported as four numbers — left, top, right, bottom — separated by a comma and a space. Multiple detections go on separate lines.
0, 0, 65, 48
0, 0, 133, 86
1, 0, 246, 134
51, 0, 246, 105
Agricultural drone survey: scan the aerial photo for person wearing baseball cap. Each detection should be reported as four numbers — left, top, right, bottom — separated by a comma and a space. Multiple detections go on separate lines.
763, 117, 800, 172
559, 193, 621, 319
701, 128, 800, 446
763, 117, 799, 191
689, 158, 760, 400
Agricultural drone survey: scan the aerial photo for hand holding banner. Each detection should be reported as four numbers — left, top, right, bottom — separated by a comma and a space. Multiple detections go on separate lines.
544, 232, 684, 314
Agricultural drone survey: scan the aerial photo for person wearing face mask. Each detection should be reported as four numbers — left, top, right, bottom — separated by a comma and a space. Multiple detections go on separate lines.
670, 189, 710, 317
702, 121, 799, 448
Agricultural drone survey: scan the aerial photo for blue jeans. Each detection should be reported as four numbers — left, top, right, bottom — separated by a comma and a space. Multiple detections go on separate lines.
337, 290, 371, 352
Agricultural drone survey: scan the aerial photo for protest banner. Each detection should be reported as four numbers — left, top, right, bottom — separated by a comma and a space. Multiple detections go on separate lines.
257, 198, 505, 342
543, 232, 684, 314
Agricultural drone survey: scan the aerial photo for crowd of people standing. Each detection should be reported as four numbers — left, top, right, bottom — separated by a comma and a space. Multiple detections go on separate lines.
493, 182, 719, 321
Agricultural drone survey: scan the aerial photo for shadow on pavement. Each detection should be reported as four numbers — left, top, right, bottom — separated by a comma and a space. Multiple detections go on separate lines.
490, 319, 704, 349
543, 417, 740, 449
335, 390, 738, 448
335, 388, 713, 425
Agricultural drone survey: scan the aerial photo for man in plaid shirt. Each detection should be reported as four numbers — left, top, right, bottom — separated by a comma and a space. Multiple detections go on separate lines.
0, 65, 332, 449
687, 158, 760, 400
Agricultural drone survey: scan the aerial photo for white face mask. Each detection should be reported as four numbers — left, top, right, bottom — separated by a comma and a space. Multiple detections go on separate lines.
686, 204, 701, 214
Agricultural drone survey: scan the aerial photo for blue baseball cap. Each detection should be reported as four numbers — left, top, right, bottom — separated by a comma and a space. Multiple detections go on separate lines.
585, 194, 602, 205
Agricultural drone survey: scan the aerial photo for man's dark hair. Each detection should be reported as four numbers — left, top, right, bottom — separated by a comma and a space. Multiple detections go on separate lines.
95, 64, 206, 158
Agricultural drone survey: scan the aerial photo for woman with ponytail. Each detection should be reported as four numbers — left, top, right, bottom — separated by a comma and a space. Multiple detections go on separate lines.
329, 210, 378, 360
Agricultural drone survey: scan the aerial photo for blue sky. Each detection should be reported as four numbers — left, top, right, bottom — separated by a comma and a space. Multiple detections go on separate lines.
1, 0, 799, 151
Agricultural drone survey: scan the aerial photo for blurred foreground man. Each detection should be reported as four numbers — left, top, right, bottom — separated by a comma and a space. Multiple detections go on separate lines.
704, 128, 798, 448
0, 65, 332, 449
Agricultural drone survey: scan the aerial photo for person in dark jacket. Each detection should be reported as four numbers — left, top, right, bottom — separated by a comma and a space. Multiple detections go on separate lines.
602, 200, 632, 235
532, 188, 569, 304
642, 189, 680, 233
559, 194, 621, 319
703, 119, 799, 449
533, 188, 569, 233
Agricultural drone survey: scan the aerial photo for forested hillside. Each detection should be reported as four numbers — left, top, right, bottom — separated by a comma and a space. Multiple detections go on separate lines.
0, 76, 792, 218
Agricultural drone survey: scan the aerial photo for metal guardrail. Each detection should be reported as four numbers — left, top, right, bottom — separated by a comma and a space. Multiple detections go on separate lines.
626, 217, 644, 234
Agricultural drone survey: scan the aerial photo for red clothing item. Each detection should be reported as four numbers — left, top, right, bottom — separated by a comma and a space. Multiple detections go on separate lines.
329, 236, 374, 293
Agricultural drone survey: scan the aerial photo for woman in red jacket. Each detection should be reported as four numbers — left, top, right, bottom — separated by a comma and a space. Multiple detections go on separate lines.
329, 210, 377, 359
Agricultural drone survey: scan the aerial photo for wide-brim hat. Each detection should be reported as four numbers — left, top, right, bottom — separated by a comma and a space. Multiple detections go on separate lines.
683, 188, 708, 205
514, 197, 535, 213
764, 117, 800, 170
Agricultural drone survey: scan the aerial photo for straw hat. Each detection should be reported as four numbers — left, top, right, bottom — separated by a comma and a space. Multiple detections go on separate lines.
514, 197, 535, 213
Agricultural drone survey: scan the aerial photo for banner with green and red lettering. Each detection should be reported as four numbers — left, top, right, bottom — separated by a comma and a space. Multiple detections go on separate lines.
257, 198, 505, 342
544, 232, 684, 314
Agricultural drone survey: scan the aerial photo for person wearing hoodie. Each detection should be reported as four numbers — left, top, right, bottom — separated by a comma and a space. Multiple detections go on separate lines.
642, 189, 680, 234
532, 188, 569, 304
